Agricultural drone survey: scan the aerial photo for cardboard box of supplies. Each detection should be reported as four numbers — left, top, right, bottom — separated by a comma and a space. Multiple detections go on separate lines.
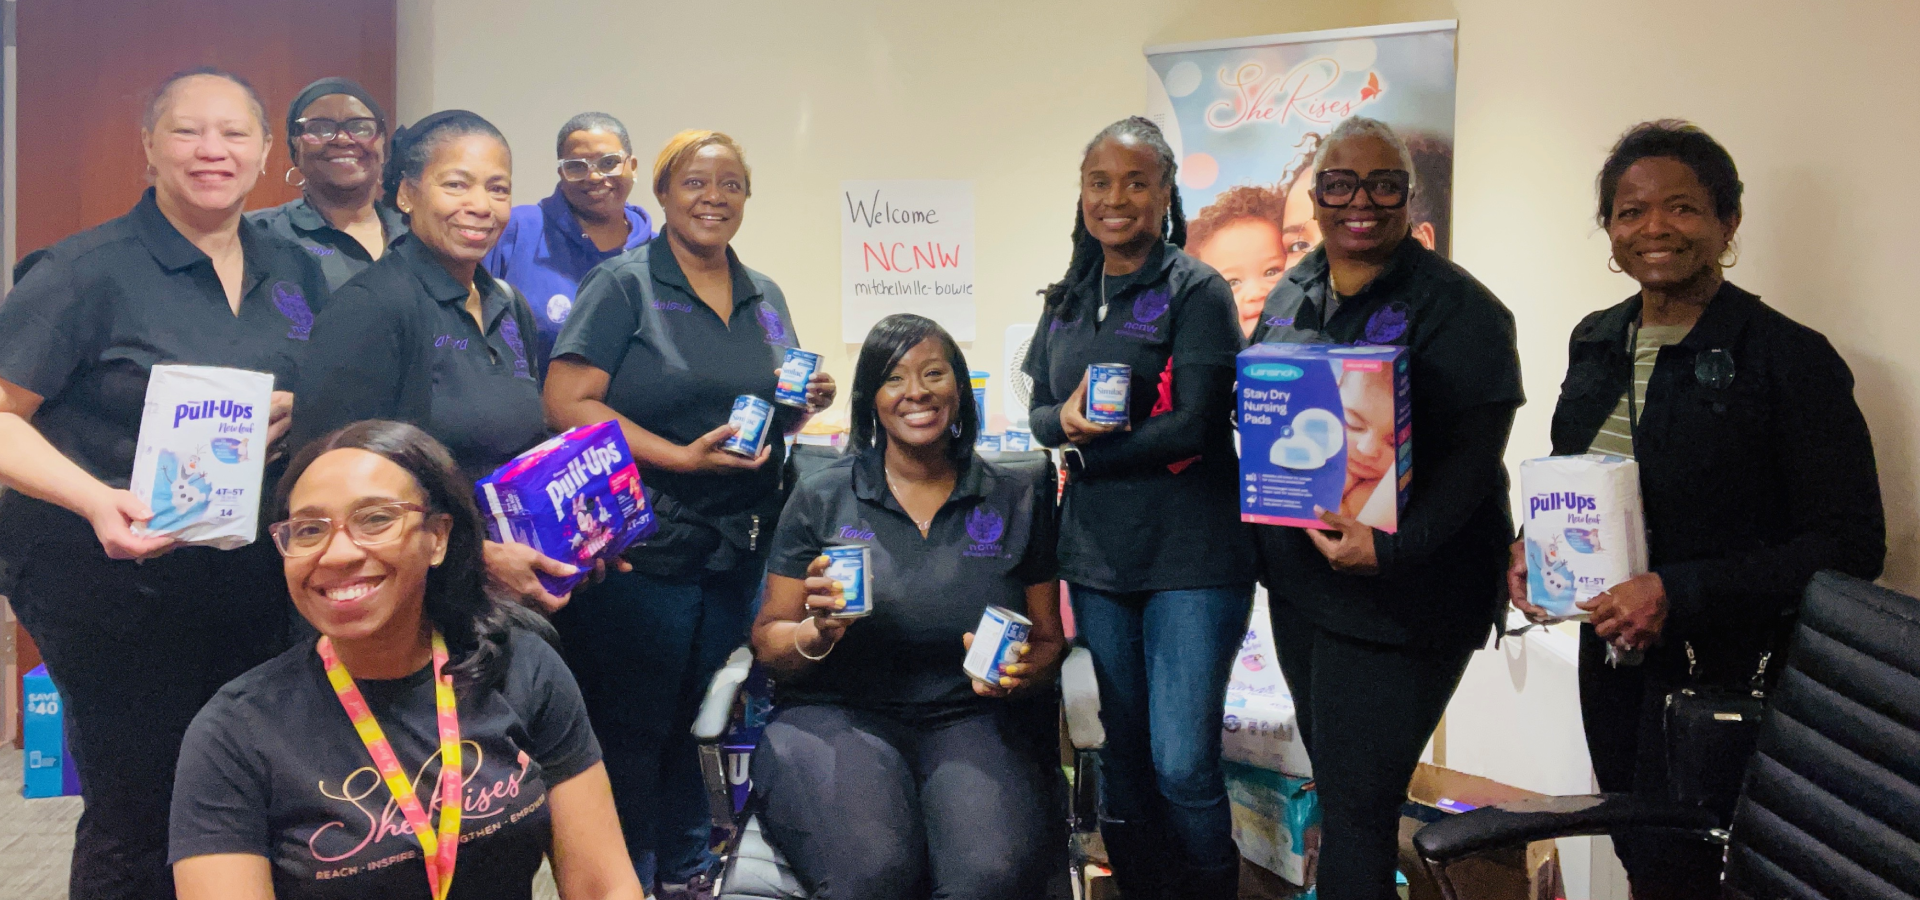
22, 665, 80, 798
1398, 764, 1562, 900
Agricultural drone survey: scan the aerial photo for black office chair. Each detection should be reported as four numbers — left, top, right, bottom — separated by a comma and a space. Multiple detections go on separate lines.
1411, 571, 1920, 899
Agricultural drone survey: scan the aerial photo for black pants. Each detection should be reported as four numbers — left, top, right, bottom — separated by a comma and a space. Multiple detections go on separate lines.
1579, 626, 1726, 900
752, 703, 1053, 900
9, 523, 289, 900
1269, 599, 1475, 900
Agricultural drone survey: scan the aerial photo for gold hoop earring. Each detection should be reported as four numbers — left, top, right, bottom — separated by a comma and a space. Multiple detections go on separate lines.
1719, 245, 1739, 268
1607, 256, 1624, 274
284, 167, 306, 188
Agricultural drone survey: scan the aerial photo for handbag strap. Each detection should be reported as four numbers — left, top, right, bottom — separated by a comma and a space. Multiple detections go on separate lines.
1684, 640, 1774, 699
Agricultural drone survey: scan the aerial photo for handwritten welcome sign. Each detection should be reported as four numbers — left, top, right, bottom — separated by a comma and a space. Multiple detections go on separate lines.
841, 180, 975, 341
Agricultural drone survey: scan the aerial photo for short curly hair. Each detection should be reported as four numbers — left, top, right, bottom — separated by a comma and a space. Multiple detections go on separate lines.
1596, 120, 1742, 227
1185, 184, 1288, 253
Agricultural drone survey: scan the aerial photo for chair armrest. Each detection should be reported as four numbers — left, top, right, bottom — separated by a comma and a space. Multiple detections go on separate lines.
1412, 793, 1722, 865
1061, 645, 1105, 751
692, 645, 755, 742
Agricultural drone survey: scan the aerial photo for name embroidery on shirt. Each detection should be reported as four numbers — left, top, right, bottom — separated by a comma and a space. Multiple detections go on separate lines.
1265, 315, 1295, 329
307, 246, 336, 257
433, 335, 471, 350
837, 524, 876, 542
1117, 289, 1171, 341
500, 316, 532, 379
273, 282, 314, 341
650, 299, 694, 313
964, 506, 1006, 558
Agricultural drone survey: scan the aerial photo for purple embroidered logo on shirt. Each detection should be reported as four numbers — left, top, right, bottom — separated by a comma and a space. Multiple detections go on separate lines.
500, 316, 531, 379
1362, 302, 1410, 345
964, 506, 1006, 557
757, 304, 788, 344
838, 524, 875, 542
1133, 290, 1171, 324
651, 298, 694, 313
272, 282, 313, 341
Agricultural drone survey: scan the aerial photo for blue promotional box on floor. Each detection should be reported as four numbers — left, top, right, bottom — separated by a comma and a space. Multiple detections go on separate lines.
22, 665, 81, 798
1237, 343, 1411, 533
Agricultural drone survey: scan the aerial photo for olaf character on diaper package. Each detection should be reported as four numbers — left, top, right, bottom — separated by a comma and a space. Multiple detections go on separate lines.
1520, 454, 1649, 619
475, 421, 658, 598
1238, 343, 1410, 532
128, 365, 275, 550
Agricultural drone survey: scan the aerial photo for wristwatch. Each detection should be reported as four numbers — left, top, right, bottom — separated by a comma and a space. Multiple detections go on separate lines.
1061, 446, 1087, 478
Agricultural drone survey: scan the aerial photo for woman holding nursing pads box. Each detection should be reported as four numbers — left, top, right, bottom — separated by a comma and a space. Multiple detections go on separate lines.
542, 129, 833, 897
0, 68, 329, 900
1024, 115, 1252, 899
1507, 119, 1884, 900
1248, 116, 1522, 900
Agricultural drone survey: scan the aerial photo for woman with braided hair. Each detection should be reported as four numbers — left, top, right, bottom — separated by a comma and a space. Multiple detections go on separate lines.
1022, 115, 1253, 899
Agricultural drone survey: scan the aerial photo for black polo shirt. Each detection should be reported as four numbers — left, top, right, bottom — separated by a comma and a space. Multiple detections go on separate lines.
0, 188, 330, 543
1250, 239, 1524, 650
291, 233, 548, 481
766, 448, 1058, 724
1023, 240, 1254, 593
247, 196, 408, 291
553, 233, 802, 522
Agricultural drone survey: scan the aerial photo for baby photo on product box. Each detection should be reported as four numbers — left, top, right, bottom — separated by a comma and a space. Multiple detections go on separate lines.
1237, 343, 1411, 532
475, 420, 658, 597
1520, 454, 1649, 619
128, 364, 275, 550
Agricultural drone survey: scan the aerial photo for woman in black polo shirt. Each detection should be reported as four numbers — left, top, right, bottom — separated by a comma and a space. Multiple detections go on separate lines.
1248, 117, 1523, 900
0, 67, 329, 900
752, 313, 1066, 900
1023, 116, 1253, 899
290, 110, 579, 612
247, 77, 408, 290
544, 130, 834, 896
1509, 120, 1883, 900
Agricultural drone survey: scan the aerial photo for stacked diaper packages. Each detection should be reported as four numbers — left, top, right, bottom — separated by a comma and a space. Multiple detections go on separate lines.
475, 421, 659, 598
1238, 343, 1410, 533
1223, 589, 1312, 778
1519, 454, 1649, 619
128, 365, 275, 549
1225, 760, 1320, 890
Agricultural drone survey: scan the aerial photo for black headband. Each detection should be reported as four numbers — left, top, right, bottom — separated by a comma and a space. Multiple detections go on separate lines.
285, 77, 387, 157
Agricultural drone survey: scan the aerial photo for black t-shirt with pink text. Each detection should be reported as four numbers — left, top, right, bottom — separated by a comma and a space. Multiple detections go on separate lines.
169, 628, 601, 900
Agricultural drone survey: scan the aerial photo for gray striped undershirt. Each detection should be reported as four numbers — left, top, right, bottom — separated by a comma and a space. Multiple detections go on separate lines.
1586, 325, 1692, 458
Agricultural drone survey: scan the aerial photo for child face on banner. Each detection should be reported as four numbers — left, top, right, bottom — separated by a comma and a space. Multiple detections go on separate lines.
1281, 165, 1322, 269
1191, 217, 1288, 336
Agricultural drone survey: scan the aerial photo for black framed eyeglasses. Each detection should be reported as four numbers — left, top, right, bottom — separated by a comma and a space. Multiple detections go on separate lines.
1314, 168, 1411, 209
294, 117, 381, 144
558, 152, 630, 182
269, 502, 429, 558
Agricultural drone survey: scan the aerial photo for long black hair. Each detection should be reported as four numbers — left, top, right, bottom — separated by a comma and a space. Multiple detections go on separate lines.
275, 420, 555, 692
381, 110, 509, 216
1037, 116, 1188, 319
848, 314, 978, 462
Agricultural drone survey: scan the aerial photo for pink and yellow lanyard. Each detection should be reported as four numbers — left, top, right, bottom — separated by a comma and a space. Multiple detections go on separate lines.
318, 631, 463, 900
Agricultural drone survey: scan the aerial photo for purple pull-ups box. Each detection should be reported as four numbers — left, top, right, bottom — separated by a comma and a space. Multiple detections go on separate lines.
475, 421, 658, 597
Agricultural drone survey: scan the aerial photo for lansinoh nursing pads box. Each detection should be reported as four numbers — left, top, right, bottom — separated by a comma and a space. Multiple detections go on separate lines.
1238, 343, 1410, 533
129, 364, 275, 549
1520, 454, 1649, 619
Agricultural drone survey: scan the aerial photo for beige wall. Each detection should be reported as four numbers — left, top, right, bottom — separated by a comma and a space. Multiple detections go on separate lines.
401, 0, 1916, 592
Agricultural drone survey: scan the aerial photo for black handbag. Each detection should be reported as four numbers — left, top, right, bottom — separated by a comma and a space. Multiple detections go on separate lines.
1663, 644, 1772, 812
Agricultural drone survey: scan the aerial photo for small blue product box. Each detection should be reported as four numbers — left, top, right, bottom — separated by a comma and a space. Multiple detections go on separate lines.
476, 421, 659, 597
23, 665, 81, 799
1237, 343, 1411, 533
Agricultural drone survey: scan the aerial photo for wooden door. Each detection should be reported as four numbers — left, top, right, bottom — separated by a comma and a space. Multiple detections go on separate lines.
15, 0, 397, 257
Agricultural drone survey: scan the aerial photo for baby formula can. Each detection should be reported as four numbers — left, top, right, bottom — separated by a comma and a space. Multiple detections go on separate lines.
774, 348, 822, 408
963, 605, 1033, 685
722, 395, 774, 457
1086, 363, 1131, 427
823, 545, 872, 618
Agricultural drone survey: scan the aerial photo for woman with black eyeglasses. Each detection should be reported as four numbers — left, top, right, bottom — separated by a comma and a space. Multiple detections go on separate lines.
249, 77, 408, 290
485, 112, 653, 358
1507, 120, 1884, 900
1248, 116, 1523, 900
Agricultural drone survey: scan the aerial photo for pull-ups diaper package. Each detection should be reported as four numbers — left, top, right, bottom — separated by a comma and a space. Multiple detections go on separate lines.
476, 421, 659, 598
128, 365, 275, 549
1520, 454, 1649, 619
1238, 343, 1410, 533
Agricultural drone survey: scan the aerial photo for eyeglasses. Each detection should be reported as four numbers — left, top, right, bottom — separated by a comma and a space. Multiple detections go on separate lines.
1314, 169, 1412, 209
270, 502, 429, 558
294, 117, 381, 145
558, 152, 630, 182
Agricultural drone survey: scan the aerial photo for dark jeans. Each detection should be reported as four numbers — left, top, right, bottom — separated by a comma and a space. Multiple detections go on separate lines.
9, 527, 288, 900
1070, 583, 1252, 897
1579, 626, 1726, 900
552, 565, 759, 887
752, 703, 1052, 900
1269, 597, 1474, 900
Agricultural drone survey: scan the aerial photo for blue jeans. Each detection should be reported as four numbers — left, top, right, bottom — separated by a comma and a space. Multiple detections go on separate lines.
1071, 583, 1253, 892
553, 565, 761, 887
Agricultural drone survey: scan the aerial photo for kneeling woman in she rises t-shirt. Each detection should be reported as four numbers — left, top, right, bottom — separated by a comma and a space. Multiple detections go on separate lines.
169, 420, 645, 900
